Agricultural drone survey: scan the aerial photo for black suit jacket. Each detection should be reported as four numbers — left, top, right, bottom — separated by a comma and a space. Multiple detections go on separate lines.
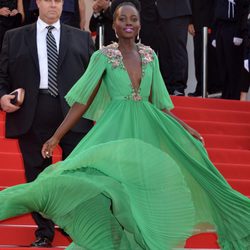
156, 0, 192, 19
190, 0, 215, 30
0, 23, 94, 138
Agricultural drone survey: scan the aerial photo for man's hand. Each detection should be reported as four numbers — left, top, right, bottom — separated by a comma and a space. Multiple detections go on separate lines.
211, 40, 216, 48
0, 94, 20, 113
80, 18, 86, 30
233, 37, 243, 46
93, 0, 110, 13
9, 9, 19, 16
0, 7, 11, 17
188, 24, 195, 36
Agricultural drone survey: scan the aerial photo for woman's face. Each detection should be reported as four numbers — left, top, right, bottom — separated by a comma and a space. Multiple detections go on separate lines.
113, 5, 141, 40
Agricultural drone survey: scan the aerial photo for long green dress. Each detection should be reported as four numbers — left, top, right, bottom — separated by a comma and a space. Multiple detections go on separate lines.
0, 43, 250, 250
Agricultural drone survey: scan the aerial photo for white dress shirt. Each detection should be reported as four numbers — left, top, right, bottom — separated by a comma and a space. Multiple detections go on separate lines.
36, 18, 61, 89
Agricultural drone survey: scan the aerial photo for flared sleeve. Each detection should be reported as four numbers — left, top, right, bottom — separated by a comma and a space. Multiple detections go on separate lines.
65, 50, 111, 121
151, 52, 174, 110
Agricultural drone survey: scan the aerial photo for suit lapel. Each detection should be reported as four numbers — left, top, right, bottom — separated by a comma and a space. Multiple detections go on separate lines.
25, 23, 39, 71
58, 24, 69, 70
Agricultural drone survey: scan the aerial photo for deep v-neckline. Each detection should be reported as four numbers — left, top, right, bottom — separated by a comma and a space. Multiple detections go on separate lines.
118, 44, 143, 92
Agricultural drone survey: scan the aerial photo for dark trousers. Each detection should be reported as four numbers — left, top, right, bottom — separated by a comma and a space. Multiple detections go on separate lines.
216, 21, 244, 100
193, 30, 223, 94
158, 16, 189, 94
18, 93, 88, 241
241, 67, 250, 92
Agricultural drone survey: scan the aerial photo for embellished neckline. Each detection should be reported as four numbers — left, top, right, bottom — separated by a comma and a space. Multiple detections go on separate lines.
100, 42, 154, 69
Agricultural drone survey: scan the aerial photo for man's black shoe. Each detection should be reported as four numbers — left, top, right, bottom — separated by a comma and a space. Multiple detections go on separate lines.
31, 237, 52, 248
188, 90, 202, 97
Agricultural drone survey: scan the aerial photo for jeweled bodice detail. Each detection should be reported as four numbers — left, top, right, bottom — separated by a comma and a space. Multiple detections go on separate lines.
100, 42, 154, 69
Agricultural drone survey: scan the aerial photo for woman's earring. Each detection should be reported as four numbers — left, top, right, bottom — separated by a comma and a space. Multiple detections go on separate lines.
137, 30, 141, 43
115, 29, 118, 39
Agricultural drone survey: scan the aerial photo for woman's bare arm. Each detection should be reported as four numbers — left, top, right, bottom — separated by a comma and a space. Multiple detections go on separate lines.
41, 79, 102, 158
162, 109, 204, 144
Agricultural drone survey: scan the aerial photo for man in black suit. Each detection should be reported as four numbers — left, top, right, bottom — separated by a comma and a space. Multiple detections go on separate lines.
188, 0, 221, 97
0, 0, 94, 247
212, 0, 249, 99
156, 0, 192, 96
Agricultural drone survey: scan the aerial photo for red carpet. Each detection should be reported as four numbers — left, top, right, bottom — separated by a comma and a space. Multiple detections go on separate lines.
0, 96, 250, 249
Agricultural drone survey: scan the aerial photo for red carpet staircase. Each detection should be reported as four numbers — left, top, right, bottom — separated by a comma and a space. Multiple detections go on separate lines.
0, 96, 250, 249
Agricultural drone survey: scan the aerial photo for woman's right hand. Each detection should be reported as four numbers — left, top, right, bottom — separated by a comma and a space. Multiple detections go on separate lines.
10, 9, 18, 16
41, 136, 60, 159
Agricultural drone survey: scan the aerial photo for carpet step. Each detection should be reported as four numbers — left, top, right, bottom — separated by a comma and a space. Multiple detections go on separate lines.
207, 148, 250, 164
0, 153, 23, 169
173, 107, 250, 123
0, 170, 25, 186
185, 120, 250, 136
0, 214, 34, 225
0, 152, 61, 170
215, 163, 250, 179
0, 139, 19, 152
0, 122, 4, 137
0, 225, 71, 246
0, 112, 5, 122
227, 179, 250, 196
204, 134, 250, 150
171, 96, 250, 112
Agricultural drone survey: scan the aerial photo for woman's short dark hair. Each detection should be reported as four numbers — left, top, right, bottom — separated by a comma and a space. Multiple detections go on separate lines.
111, 0, 141, 18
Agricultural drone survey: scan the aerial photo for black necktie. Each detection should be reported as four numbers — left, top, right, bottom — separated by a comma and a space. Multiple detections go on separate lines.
46, 26, 58, 97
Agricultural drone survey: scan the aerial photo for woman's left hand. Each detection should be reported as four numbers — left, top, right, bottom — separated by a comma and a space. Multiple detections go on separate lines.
162, 109, 205, 146
187, 127, 205, 145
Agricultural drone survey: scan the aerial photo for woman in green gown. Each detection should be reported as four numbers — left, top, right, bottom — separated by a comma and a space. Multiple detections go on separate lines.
1, 0, 250, 249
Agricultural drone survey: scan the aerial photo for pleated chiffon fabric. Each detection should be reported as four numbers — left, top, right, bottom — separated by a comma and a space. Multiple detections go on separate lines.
0, 43, 250, 249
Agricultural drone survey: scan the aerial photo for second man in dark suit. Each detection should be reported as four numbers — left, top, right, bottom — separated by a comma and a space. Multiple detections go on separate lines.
0, 0, 94, 247
188, 0, 221, 97
156, 0, 192, 96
